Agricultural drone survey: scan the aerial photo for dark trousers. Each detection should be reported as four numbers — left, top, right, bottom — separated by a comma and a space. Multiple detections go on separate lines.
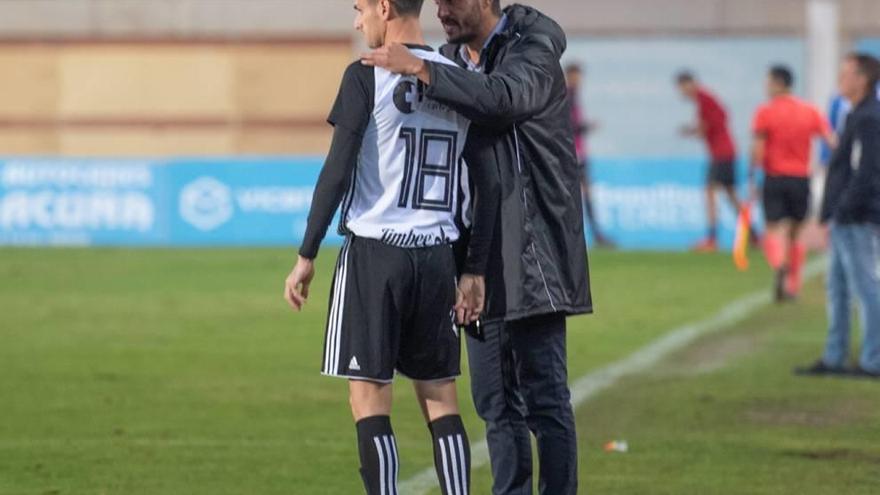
466, 313, 578, 495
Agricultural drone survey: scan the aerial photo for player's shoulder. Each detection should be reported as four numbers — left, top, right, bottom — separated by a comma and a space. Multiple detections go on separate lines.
340, 60, 375, 88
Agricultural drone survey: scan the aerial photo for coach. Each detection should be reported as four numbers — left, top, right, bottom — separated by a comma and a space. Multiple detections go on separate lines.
798, 53, 880, 378
363, 2, 592, 493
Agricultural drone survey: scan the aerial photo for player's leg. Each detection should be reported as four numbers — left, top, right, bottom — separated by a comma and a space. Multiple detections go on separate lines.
784, 178, 811, 297
702, 183, 720, 250
322, 237, 409, 495
401, 244, 471, 495
350, 381, 399, 495
761, 177, 792, 300
785, 220, 806, 297
581, 159, 613, 247
413, 379, 471, 495
722, 184, 743, 212
509, 313, 578, 495
845, 224, 880, 374
796, 225, 850, 375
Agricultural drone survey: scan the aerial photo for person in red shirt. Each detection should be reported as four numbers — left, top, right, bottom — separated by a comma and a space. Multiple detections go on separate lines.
750, 65, 835, 301
566, 63, 614, 247
677, 71, 752, 252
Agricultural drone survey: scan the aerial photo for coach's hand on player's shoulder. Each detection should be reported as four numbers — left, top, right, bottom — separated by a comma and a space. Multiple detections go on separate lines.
361, 43, 430, 82
455, 274, 485, 325
284, 256, 315, 312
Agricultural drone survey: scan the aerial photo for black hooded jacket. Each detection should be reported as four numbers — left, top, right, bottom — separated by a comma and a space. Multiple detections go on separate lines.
425, 4, 593, 322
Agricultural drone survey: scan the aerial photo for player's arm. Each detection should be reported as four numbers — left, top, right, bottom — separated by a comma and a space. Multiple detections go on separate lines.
749, 109, 768, 189
285, 63, 372, 312
816, 107, 838, 150
835, 115, 880, 222
750, 133, 766, 176
423, 36, 556, 126
679, 122, 705, 138
456, 128, 502, 324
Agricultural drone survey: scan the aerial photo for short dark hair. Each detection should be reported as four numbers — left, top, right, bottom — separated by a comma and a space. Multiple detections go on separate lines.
492, 1, 502, 15
769, 64, 794, 88
847, 52, 880, 92
676, 70, 695, 84
389, 0, 424, 16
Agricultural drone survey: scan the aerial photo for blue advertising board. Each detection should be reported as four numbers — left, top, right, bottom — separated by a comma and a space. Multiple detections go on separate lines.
0, 157, 330, 247
591, 157, 758, 250
0, 157, 757, 250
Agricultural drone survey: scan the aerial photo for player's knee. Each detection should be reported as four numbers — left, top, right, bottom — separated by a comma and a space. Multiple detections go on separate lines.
348, 381, 391, 421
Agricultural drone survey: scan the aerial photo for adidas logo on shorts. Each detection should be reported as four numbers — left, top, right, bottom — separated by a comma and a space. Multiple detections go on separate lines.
349, 356, 361, 371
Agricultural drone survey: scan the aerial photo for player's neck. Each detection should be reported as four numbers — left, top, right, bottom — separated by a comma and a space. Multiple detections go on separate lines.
465, 13, 502, 64
384, 18, 426, 48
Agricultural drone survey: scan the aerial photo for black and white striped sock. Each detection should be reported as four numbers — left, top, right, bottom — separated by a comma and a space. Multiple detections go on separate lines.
430, 415, 471, 495
356, 415, 399, 495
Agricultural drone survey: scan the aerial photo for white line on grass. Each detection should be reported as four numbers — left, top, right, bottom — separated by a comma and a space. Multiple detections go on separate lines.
400, 258, 827, 494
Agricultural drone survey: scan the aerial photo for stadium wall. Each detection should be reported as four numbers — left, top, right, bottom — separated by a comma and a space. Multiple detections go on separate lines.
0, 39, 350, 156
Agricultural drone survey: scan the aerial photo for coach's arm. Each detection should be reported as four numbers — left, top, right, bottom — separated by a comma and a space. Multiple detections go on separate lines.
362, 37, 557, 127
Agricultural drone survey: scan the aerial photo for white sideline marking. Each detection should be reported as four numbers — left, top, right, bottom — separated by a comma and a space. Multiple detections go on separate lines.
400, 258, 827, 494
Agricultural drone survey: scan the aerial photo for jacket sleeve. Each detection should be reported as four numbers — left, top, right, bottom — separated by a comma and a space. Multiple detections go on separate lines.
836, 115, 880, 222
424, 34, 557, 126
460, 128, 501, 276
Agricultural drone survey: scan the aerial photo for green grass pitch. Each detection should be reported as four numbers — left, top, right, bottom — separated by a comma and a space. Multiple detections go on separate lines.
0, 248, 877, 494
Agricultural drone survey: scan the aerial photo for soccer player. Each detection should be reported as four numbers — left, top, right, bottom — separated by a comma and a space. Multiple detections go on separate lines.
363, 2, 592, 494
677, 71, 752, 252
750, 65, 834, 301
566, 63, 615, 248
283, 1, 499, 493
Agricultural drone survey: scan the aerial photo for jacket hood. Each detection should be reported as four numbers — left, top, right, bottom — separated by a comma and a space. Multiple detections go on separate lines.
502, 4, 567, 56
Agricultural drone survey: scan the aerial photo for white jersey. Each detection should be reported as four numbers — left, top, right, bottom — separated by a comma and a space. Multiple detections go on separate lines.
337, 47, 471, 248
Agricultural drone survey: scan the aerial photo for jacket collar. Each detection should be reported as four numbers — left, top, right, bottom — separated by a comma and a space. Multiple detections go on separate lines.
458, 13, 508, 72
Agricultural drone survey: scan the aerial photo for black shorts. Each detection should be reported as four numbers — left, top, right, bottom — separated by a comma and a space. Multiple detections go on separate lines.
320, 236, 460, 383
763, 176, 811, 223
708, 159, 737, 187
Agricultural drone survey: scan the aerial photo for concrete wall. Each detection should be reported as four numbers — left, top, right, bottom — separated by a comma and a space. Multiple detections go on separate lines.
0, 0, 876, 157
0, 40, 350, 156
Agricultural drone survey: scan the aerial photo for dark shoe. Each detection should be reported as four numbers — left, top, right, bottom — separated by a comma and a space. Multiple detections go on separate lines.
793, 360, 846, 376
847, 366, 880, 379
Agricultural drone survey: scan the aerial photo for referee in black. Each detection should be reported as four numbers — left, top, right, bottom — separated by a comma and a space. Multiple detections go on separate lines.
363, 2, 592, 493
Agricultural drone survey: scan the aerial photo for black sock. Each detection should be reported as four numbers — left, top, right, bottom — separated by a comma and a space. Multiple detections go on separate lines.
356, 415, 398, 495
429, 415, 470, 495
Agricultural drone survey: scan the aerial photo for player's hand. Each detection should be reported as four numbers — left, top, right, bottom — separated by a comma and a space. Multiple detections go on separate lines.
284, 256, 315, 312
455, 274, 485, 325
361, 43, 428, 80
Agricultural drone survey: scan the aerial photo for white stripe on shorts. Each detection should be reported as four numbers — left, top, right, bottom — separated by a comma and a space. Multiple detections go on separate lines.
323, 239, 351, 375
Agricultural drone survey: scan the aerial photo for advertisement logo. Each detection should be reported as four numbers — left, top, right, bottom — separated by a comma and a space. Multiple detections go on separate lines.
179, 176, 233, 231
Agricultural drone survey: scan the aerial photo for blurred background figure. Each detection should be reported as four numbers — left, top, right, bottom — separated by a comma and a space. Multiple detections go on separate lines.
749, 65, 835, 302
676, 71, 755, 253
799, 52, 880, 378
565, 63, 614, 248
